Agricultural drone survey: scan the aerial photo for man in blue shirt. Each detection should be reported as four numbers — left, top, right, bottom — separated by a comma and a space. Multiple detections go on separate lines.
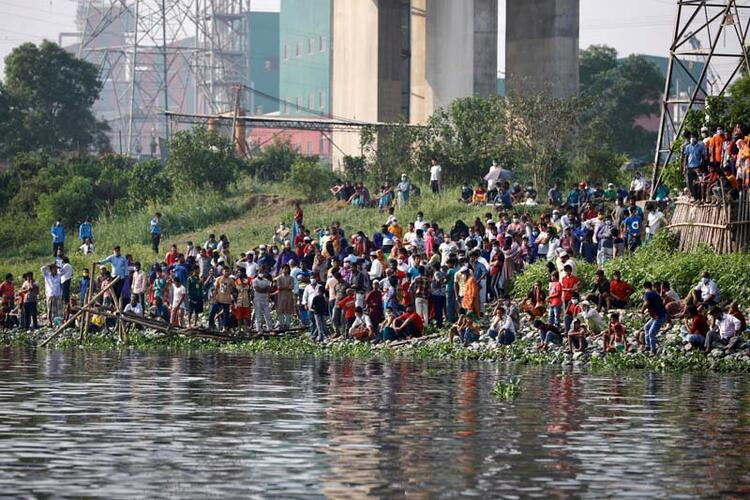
78, 216, 93, 244
622, 206, 642, 252
683, 134, 707, 199
641, 281, 667, 353
99, 245, 129, 301
150, 212, 162, 254
51, 219, 65, 257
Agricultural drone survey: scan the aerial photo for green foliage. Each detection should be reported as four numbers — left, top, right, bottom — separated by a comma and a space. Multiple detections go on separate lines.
1, 41, 107, 158
422, 96, 508, 184
513, 232, 750, 307
286, 158, 335, 202
166, 127, 240, 191
505, 90, 581, 189
128, 159, 173, 206
245, 140, 302, 181
579, 46, 664, 161
342, 155, 367, 181
361, 121, 423, 186
35, 176, 95, 228
491, 378, 522, 401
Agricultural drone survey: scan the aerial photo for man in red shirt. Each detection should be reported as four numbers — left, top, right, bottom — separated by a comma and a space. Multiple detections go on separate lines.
395, 305, 424, 339
0, 273, 15, 325
165, 244, 179, 268
336, 288, 357, 335
560, 265, 579, 306
682, 305, 710, 348
609, 270, 635, 308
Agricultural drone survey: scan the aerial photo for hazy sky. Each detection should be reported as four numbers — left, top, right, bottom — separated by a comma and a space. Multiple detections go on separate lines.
0, 0, 676, 75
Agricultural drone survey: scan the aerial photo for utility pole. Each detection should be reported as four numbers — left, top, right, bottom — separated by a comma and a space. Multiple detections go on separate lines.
652, 0, 750, 198
161, 0, 170, 141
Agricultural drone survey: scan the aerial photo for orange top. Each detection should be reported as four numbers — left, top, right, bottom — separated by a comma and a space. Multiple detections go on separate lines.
709, 134, 725, 163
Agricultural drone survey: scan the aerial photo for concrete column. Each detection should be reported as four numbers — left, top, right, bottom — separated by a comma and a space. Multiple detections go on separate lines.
506, 0, 580, 98
473, 0, 498, 98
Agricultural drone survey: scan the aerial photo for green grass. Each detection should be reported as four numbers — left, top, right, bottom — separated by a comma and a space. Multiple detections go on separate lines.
2, 178, 536, 289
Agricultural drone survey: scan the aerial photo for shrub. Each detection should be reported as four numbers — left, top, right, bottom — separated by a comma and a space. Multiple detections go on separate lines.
286, 158, 336, 202
166, 127, 239, 191
35, 175, 96, 228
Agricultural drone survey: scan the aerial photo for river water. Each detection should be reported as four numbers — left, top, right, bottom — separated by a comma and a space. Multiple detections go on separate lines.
1, 347, 750, 498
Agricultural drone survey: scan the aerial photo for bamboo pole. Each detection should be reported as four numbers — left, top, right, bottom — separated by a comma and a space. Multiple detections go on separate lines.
40, 277, 121, 347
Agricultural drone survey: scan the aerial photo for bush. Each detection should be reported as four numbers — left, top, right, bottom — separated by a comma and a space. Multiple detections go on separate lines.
245, 140, 301, 182
128, 158, 173, 206
512, 232, 750, 306
35, 175, 96, 228
166, 127, 240, 191
286, 158, 336, 202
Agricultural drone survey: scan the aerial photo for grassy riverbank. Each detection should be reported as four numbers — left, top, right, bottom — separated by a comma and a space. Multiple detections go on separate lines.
4, 321, 750, 373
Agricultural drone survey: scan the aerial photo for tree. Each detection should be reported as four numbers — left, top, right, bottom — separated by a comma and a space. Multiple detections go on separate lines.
2, 41, 107, 158
504, 91, 581, 189
128, 159, 173, 206
35, 176, 96, 228
360, 121, 423, 185
286, 158, 335, 201
244, 140, 302, 181
579, 45, 665, 160
421, 96, 507, 184
166, 127, 240, 191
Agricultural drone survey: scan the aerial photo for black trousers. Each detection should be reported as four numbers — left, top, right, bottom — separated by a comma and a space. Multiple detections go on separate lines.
53, 242, 64, 256
151, 233, 161, 253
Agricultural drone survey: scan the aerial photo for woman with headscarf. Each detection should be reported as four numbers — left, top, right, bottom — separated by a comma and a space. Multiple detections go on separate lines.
450, 220, 470, 241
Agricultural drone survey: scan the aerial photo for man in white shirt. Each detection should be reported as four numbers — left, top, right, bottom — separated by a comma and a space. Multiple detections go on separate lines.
439, 235, 458, 266
706, 307, 742, 350
40, 264, 63, 324
59, 257, 74, 306
429, 159, 442, 195
131, 262, 147, 307
687, 272, 719, 308
630, 172, 646, 200
645, 204, 666, 240
414, 212, 428, 231
349, 306, 374, 340
124, 295, 144, 316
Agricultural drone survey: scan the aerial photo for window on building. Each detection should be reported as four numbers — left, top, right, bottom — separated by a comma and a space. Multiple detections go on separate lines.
296, 39, 302, 57
264, 59, 272, 71
295, 142, 301, 153
307, 141, 313, 155
319, 90, 325, 109
255, 105, 263, 115
283, 43, 288, 60
307, 94, 313, 110
295, 96, 301, 112
319, 136, 325, 155
308, 38, 314, 55
320, 35, 326, 52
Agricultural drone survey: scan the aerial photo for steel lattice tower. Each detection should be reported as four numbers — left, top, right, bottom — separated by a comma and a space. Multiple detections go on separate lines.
653, 0, 750, 195
75, 0, 249, 156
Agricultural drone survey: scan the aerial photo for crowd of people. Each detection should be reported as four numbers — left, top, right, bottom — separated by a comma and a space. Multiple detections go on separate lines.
0, 165, 746, 355
680, 124, 750, 202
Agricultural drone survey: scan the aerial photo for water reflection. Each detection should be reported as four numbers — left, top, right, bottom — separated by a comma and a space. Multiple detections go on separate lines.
1, 346, 750, 498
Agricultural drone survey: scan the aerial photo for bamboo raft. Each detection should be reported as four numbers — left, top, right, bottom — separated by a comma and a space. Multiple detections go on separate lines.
668, 192, 750, 253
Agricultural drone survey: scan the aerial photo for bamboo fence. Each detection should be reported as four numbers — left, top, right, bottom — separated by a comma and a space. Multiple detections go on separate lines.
669, 192, 750, 253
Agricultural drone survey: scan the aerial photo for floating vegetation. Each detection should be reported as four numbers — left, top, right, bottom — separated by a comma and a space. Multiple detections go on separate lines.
491, 378, 521, 400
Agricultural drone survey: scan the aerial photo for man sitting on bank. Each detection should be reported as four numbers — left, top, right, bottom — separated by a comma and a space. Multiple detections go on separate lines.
685, 272, 719, 309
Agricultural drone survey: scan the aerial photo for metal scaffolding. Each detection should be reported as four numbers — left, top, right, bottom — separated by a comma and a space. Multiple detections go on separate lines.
75, 0, 250, 156
652, 0, 750, 196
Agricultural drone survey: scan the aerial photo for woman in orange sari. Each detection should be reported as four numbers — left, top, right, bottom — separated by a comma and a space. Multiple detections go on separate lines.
461, 268, 481, 319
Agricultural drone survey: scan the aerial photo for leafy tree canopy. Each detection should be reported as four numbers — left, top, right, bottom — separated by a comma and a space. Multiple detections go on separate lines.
1, 40, 108, 158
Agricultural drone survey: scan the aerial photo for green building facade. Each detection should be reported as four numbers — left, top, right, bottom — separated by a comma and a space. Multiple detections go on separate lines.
247, 11, 280, 115
279, 0, 332, 116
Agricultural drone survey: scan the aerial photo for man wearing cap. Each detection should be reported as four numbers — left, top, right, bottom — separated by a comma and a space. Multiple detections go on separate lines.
41, 263, 63, 324
603, 183, 618, 202
253, 271, 274, 332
